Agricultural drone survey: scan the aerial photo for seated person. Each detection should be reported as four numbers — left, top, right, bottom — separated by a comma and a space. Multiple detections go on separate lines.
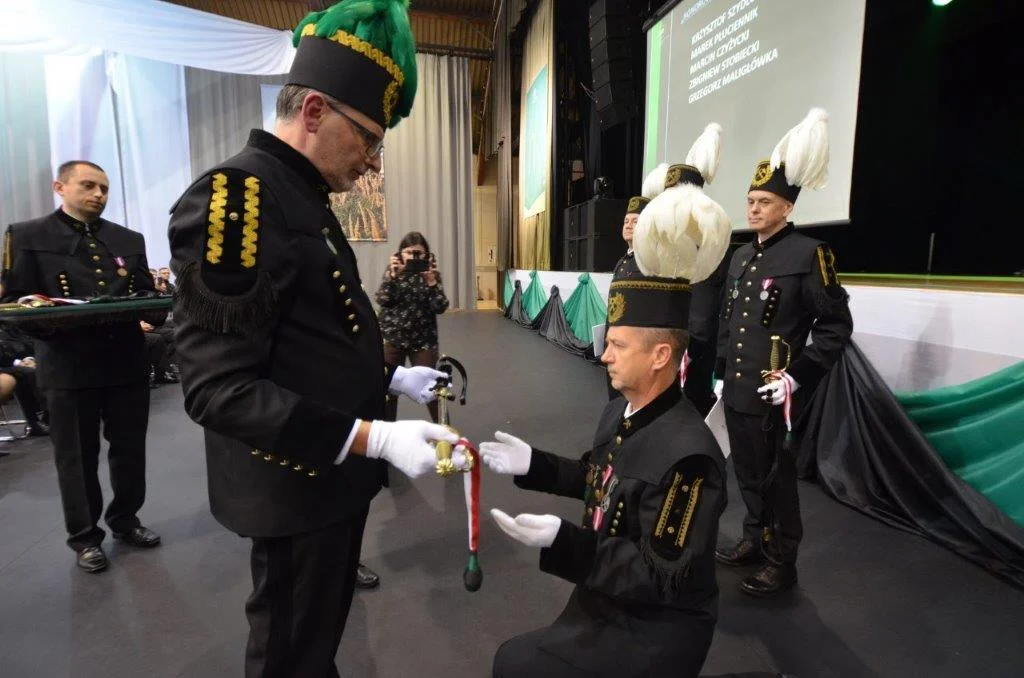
0, 327, 49, 436
141, 322, 178, 386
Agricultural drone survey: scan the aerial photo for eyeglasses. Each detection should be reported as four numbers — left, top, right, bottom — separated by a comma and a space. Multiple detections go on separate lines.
326, 100, 385, 158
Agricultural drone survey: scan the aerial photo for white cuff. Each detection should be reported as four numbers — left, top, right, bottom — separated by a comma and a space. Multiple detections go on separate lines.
335, 419, 363, 465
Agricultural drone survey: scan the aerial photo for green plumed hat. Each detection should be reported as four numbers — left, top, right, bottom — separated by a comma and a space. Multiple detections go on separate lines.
289, 0, 417, 129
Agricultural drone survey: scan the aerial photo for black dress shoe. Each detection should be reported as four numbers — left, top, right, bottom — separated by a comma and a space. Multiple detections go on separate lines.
715, 538, 762, 566
77, 546, 108, 573
26, 421, 50, 437
739, 563, 798, 597
155, 371, 180, 384
113, 526, 161, 548
355, 563, 380, 589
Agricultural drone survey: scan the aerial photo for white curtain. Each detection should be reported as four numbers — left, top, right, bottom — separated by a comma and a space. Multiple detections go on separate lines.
39, 51, 191, 266
109, 53, 192, 268
0, 0, 294, 74
0, 52, 54, 227
363, 53, 476, 310
185, 68, 287, 179
43, 52, 127, 225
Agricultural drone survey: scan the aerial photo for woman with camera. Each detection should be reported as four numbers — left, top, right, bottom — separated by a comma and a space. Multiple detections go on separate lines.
376, 232, 449, 422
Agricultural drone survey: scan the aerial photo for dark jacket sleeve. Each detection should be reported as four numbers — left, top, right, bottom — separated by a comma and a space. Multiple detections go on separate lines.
169, 170, 354, 472
787, 245, 853, 388
540, 455, 724, 605
514, 448, 589, 500
714, 250, 739, 379
2, 225, 42, 301
428, 278, 449, 314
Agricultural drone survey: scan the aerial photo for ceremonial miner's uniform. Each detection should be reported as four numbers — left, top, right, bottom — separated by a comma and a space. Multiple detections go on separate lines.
716, 220, 852, 561
605, 195, 646, 400
494, 123, 731, 678
715, 112, 853, 582
167, 1, 418, 673
495, 388, 725, 677
2, 209, 157, 551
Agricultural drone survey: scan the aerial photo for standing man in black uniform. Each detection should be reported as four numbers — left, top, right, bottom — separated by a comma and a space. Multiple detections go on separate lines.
168, 2, 457, 676
636, 124, 730, 417
605, 195, 646, 399
2, 160, 163, 573
714, 109, 853, 596
480, 153, 732, 678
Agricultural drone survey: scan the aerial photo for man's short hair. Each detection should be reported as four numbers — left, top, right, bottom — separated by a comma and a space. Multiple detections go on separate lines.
57, 160, 105, 183
639, 327, 689, 368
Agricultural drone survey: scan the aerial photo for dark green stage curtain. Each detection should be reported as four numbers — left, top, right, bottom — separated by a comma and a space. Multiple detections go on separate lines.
562, 273, 607, 344
521, 271, 548, 321
798, 342, 1024, 589
897, 362, 1024, 527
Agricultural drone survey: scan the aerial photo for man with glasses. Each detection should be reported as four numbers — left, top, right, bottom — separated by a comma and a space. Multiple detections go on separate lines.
167, 1, 456, 675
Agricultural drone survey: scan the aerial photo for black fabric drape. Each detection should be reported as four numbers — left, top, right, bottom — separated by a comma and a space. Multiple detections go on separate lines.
529, 286, 592, 358
798, 341, 1024, 589
505, 281, 530, 326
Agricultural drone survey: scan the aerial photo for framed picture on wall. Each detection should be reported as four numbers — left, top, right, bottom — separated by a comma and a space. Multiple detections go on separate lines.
329, 158, 388, 242
260, 83, 388, 242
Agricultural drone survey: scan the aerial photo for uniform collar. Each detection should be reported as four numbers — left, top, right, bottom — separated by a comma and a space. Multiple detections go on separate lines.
618, 383, 681, 438
55, 208, 103, 235
753, 222, 794, 252
246, 129, 332, 204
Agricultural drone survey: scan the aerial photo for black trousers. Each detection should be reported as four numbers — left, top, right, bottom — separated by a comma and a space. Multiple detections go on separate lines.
724, 406, 803, 564
46, 381, 150, 551
151, 321, 177, 372
381, 343, 439, 422
244, 510, 368, 678
494, 631, 597, 678
1, 365, 45, 424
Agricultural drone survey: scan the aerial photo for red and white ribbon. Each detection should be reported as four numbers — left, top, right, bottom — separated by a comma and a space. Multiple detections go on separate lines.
457, 437, 483, 591
679, 349, 691, 386
767, 370, 794, 433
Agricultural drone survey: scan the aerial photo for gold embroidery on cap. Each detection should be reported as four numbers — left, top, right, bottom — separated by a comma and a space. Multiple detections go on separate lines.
607, 292, 626, 324
751, 160, 774, 187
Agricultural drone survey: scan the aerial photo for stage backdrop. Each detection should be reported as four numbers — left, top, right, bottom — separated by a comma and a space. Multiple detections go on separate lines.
516, 0, 553, 270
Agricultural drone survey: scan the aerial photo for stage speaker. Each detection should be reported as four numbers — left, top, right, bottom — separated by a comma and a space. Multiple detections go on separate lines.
564, 197, 629, 271
589, 0, 638, 129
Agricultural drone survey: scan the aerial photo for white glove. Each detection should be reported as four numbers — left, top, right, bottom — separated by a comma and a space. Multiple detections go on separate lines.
365, 420, 458, 478
713, 379, 724, 399
478, 431, 532, 475
757, 372, 799, 406
389, 365, 446, 405
490, 508, 561, 548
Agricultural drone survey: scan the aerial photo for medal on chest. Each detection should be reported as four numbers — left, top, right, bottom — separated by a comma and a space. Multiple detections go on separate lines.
591, 465, 619, 530
760, 277, 773, 300
114, 256, 128, 277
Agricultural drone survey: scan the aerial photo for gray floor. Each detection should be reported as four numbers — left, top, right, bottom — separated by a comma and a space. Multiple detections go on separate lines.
1, 310, 1022, 677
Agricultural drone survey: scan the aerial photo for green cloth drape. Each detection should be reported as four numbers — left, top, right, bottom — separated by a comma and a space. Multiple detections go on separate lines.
503, 271, 515, 308
521, 271, 548, 321
897, 361, 1024, 526
562, 273, 607, 344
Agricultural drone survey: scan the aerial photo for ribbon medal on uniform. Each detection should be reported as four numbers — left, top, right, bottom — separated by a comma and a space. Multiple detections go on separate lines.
760, 277, 773, 301
115, 256, 128, 277
592, 465, 615, 530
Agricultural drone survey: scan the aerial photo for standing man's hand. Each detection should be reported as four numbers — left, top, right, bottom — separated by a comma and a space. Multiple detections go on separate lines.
363, 420, 458, 478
